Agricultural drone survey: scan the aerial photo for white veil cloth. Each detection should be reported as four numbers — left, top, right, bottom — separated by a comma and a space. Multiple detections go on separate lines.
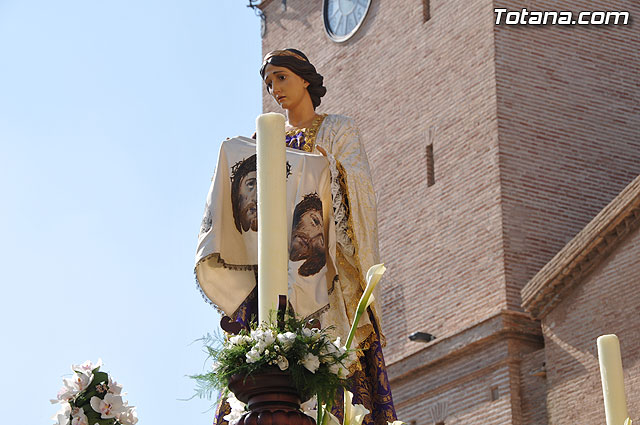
195, 136, 337, 321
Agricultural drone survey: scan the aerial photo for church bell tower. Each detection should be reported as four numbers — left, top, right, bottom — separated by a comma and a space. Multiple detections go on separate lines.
256, 1, 640, 423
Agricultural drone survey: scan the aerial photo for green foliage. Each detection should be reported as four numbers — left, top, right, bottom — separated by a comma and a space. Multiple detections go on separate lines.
73, 371, 109, 407
85, 406, 116, 425
192, 310, 354, 405
65, 366, 124, 425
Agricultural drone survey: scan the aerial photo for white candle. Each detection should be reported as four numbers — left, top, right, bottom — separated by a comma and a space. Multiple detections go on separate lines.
256, 113, 288, 325
597, 334, 629, 425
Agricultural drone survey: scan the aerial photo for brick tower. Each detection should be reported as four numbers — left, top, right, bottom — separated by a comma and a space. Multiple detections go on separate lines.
256, 1, 640, 423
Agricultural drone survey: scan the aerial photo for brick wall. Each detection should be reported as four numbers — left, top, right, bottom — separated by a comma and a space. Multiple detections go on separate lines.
257, 1, 640, 423
519, 349, 547, 425
494, 0, 640, 311
260, 0, 507, 367
392, 339, 514, 424
389, 328, 545, 425
542, 225, 640, 424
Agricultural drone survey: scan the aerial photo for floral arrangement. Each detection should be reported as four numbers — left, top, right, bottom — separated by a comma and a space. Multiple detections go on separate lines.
51, 359, 138, 425
193, 313, 357, 410
194, 263, 393, 425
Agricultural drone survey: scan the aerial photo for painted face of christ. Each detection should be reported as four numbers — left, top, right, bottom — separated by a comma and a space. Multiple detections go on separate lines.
290, 193, 326, 276
238, 171, 257, 232
231, 155, 258, 233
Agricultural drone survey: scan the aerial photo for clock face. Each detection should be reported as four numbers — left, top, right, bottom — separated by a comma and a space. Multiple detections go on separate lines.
323, 0, 372, 42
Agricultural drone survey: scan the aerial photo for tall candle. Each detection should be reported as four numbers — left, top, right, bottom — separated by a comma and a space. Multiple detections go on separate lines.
256, 113, 288, 325
597, 334, 629, 425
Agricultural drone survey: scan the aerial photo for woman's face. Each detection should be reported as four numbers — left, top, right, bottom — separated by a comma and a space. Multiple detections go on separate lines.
263, 63, 309, 111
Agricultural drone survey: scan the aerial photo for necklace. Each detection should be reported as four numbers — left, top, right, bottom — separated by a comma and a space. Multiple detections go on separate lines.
285, 114, 327, 152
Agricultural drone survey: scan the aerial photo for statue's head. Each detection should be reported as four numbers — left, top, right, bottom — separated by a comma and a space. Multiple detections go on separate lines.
230, 154, 258, 233
260, 48, 327, 110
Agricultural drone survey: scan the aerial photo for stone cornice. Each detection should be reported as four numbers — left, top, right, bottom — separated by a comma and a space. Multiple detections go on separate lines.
387, 310, 542, 384
521, 174, 640, 319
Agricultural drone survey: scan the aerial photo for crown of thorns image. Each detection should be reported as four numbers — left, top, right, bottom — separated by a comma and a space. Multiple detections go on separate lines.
230, 156, 291, 182
290, 192, 326, 277
230, 155, 257, 233
230, 155, 293, 233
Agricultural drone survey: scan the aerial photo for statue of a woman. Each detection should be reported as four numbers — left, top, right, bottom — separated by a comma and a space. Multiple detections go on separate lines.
211, 48, 396, 425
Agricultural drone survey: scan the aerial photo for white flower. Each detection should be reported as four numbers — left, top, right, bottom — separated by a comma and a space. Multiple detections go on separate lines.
72, 359, 102, 374
363, 264, 386, 308
276, 332, 296, 351
255, 342, 267, 354
52, 359, 103, 405
301, 353, 320, 373
343, 390, 370, 425
301, 395, 317, 419
251, 328, 276, 354
223, 392, 246, 425
319, 343, 335, 357
51, 402, 71, 425
227, 392, 246, 412
345, 264, 387, 350
117, 405, 138, 425
302, 327, 322, 340
70, 407, 88, 425
74, 373, 92, 392
251, 328, 276, 344
223, 410, 244, 424
108, 376, 123, 395
332, 339, 357, 368
276, 355, 289, 371
321, 339, 340, 357
229, 335, 251, 346
245, 349, 261, 364
89, 394, 124, 419
55, 380, 78, 402
260, 333, 276, 346
53, 370, 92, 404
322, 410, 343, 425
62, 369, 92, 397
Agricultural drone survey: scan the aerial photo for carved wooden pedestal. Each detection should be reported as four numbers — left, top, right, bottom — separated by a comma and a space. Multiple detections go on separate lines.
229, 368, 316, 425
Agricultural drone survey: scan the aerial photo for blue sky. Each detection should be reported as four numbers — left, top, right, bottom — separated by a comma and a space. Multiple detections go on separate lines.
0, 1, 262, 423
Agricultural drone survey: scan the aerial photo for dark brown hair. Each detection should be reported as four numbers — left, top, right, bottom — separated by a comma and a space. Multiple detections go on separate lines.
260, 48, 327, 109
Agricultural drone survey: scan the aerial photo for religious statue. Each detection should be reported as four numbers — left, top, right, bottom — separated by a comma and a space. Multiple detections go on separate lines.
195, 48, 397, 425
